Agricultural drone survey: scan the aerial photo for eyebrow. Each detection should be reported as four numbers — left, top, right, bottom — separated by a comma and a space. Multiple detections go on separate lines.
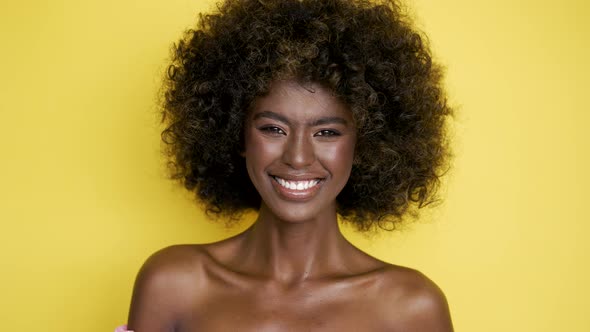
252, 111, 349, 127
253, 111, 291, 125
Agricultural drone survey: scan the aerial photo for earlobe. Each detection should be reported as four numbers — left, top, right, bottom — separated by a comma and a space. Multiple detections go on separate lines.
237, 137, 246, 157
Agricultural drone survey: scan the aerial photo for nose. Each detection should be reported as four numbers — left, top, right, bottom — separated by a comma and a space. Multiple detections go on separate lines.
282, 131, 315, 169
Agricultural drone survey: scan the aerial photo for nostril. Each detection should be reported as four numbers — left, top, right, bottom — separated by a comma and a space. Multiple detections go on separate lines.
283, 148, 315, 168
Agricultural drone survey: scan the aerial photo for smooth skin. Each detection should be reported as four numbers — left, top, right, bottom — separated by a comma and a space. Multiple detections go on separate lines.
127, 81, 453, 331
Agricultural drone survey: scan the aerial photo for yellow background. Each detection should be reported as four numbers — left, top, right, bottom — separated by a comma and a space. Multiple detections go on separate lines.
1, 0, 588, 331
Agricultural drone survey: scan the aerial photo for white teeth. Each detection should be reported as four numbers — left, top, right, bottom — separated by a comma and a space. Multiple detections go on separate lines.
274, 177, 320, 191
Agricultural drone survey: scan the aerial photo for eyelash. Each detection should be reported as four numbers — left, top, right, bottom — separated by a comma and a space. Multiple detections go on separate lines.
258, 126, 341, 137
259, 126, 286, 135
315, 129, 340, 137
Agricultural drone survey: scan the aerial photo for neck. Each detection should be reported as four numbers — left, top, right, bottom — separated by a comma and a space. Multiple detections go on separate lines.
238, 204, 351, 284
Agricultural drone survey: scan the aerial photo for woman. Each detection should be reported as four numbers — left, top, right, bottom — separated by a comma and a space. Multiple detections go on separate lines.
120, 0, 453, 330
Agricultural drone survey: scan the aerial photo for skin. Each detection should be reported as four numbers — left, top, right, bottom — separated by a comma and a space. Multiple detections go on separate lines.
127, 81, 453, 331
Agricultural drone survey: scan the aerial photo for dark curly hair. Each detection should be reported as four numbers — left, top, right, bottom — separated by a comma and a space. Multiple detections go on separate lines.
160, 0, 452, 231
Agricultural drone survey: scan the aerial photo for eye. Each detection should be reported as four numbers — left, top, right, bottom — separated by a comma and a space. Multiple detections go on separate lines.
259, 126, 286, 136
314, 129, 340, 137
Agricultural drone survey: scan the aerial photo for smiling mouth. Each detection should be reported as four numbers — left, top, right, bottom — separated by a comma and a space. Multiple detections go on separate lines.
271, 176, 322, 191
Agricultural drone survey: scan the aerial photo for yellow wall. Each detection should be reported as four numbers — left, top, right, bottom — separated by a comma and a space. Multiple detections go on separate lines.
1, 0, 588, 331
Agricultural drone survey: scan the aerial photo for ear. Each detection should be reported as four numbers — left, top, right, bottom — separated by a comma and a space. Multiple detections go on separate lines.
238, 141, 246, 157
238, 129, 247, 157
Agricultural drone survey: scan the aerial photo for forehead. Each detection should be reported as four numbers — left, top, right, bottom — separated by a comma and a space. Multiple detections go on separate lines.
249, 80, 353, 123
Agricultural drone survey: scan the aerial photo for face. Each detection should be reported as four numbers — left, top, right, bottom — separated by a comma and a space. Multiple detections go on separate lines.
243, 80, 356, 223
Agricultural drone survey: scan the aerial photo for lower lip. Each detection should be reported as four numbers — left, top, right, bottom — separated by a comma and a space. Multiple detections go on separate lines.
270, 176, 323, 201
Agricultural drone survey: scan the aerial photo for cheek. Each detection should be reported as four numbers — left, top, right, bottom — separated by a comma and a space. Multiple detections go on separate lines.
319, 139, 356, 175
244, 133, 282, 171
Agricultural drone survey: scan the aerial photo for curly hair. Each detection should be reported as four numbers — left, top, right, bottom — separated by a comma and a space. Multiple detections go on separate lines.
160, 0, 452, 231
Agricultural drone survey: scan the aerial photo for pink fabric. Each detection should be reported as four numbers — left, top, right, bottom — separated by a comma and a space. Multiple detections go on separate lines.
114, 325, 132, 332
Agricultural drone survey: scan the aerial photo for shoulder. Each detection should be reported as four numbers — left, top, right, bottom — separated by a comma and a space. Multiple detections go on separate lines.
131, 244, 218, 301
377, 265, 454, 332
127, 244, 211, 330
137, 244, 209, 271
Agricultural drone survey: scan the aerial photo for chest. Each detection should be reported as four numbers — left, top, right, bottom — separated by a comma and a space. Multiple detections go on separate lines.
177, 285, 391, 332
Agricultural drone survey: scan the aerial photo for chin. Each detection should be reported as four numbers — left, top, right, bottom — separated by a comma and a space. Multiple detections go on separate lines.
260, 200, 330, 224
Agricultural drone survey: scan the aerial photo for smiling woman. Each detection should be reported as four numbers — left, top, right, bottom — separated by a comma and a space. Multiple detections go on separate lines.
123, 0, 454, 331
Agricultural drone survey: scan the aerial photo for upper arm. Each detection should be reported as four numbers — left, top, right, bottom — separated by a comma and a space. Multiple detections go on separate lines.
127, 245, 201, 332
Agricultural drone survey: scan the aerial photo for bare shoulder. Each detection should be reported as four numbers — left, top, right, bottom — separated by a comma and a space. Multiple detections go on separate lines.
127, 244, 211, 331
378, 265, 454, 332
